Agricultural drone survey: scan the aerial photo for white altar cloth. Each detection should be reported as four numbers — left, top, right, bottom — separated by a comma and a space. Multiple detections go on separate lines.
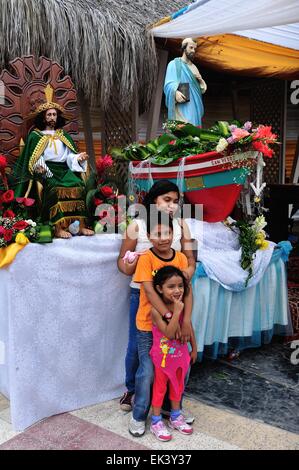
0, 235, 130, 431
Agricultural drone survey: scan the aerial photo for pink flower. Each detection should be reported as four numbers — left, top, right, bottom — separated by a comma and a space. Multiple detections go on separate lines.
16, 197, 35, 207
243, 121, 252, 131
231, 128, 250, 141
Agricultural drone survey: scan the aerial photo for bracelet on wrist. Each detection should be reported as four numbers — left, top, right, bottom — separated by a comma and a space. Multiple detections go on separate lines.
163, 311, 173, 320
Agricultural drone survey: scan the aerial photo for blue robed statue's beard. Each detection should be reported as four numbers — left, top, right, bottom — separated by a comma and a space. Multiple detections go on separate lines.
186, 52, 195, 61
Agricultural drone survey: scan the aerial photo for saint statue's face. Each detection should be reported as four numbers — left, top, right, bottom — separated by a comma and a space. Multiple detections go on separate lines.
185, 42, 197, 61
44, 108, 58, 129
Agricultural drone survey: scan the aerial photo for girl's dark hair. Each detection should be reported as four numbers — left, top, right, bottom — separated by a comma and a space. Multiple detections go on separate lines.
153, 266, 189, 296
146, 208, 173, 235
143, 180, 180, 213
34, 109, 67, 130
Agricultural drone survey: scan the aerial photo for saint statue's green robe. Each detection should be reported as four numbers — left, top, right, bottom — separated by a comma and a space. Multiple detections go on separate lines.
14, 128, 89, 229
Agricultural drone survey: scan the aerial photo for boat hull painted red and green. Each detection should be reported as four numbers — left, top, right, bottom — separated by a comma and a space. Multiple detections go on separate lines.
129, 150, 257, 222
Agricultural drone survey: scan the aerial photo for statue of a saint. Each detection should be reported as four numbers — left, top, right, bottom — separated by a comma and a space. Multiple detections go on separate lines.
164, 38, 207, 126
14, 85, 94, 238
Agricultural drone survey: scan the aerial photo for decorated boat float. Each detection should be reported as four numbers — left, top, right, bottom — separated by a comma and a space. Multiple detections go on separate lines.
112, 120, 277, 222
128, 150, 258, 222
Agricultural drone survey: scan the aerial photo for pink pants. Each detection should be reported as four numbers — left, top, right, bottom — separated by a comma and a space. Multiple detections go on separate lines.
151, 367, 184, 407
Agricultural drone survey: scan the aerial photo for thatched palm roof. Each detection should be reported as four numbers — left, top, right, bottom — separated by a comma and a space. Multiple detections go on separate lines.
0, 0, 189, 109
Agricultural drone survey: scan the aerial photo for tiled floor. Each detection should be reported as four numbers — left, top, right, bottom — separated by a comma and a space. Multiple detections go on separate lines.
0, 394, 298, 450
186, 342, 299, 435
0, 342, 298, 450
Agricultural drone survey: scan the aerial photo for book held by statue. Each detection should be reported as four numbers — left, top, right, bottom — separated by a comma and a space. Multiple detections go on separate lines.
177, 82, 190, 102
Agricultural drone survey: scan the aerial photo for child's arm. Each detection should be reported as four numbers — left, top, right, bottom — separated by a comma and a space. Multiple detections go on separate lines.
180, 284, 193, 343
189, 325, 197, 365
117, 221, 139, 276
151, 298, 183, 339
180, 219, 196, 280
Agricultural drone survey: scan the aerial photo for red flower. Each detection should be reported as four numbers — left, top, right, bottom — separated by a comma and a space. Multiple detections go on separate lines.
3, 210, 15, 218
96, 155, 113, 175
169, 140, 176, 145
94, 198, 104, 206
3, 229, 13, 242
252, 141, 274, 158
1, 189, 14, 203
252, 125, 277, 143
0, 155, 7, 170
100, 186, 114, 198
16, 197, 35, 207
0, 226, 5, 236
13, 220, 29, 230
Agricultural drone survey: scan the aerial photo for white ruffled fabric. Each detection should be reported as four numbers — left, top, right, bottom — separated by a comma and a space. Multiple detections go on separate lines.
0, 235, 130, 431
186, 219, 275, 291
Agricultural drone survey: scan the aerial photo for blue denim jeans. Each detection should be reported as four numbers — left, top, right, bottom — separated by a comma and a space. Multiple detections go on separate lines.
133, 330, 154, 422
125, 288, 140, 393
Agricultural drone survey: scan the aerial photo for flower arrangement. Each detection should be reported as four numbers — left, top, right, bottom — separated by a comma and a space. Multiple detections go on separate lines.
0, 154, 40, 248
111, 120, 278, 166
86, 155, 129, 234
222, 121, 278, 158
0, 189, 38, 247
225, 214, 269, 286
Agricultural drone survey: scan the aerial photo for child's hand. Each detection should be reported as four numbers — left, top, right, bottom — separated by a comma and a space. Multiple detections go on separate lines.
190, 348, 197, 365
122, 250, 145, 264
172, 296, 184, 316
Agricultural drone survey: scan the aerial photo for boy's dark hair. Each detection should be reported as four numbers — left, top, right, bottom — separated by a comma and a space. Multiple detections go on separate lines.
146, 208, 173, 236
34, 109, 67, 130
153, 266, 189, 296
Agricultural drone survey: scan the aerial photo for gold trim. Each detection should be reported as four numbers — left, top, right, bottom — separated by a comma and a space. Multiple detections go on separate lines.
28, 131, 78, 174
57, 130, 77, 153
50, 200, 86, 219
28, 135, 50, 174
56, 187, 83, 199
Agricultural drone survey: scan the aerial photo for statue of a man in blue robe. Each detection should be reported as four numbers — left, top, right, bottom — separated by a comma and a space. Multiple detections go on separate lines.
164, 38, 207, 126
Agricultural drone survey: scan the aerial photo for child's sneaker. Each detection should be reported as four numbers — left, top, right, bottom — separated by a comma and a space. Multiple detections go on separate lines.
120, 391, 134, 411
168, 414, 193, 435
150, 420, 172, 441
129, 417, 145, 437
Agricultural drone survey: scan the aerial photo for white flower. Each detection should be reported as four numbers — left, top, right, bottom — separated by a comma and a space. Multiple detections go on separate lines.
216, 138, 229, 153
25, 219, 36, 227
193, 136, 200, 142
252, 215, 267, 232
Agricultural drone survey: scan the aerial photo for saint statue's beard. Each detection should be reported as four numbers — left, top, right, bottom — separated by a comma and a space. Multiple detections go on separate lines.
186, 51, 195, 61
47, 120, 56, 129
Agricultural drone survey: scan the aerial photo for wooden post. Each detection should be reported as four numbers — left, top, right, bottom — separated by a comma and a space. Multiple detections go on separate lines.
132, 86, 139, 142
231, 81, 239, 120
279, 80, 288, 184
146, 49, 169, 142
78, 92, 96, 171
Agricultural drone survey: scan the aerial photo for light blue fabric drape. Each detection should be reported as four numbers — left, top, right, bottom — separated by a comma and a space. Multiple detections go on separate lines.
192, 242, 292, 360
164, 58, 204, 126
